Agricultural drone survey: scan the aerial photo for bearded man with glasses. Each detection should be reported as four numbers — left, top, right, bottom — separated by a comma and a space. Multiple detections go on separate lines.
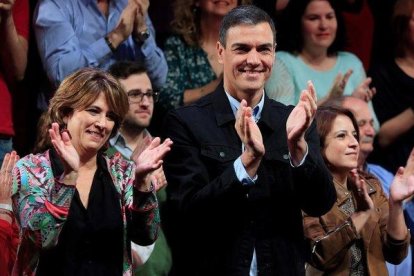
107, 61, 172, 275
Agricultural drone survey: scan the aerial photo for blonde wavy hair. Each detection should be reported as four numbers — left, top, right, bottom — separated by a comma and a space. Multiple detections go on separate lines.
171, 0, 252, 46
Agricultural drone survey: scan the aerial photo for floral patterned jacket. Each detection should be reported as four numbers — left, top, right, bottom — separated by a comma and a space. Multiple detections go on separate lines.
11, 150, 159, 275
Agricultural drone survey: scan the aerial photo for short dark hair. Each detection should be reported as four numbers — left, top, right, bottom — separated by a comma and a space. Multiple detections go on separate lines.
277, 0, 346, 55
109, 61, 147, 80
315, 105, 360, 151
219, 5, 276, 47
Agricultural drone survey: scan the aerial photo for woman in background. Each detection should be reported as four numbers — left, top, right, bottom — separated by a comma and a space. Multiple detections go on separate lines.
158, 0, 251, 110
265, 0, 375, 106
369, 0, 414, 174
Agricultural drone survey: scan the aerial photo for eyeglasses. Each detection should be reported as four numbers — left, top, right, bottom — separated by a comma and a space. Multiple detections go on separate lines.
127, 89, 159, 103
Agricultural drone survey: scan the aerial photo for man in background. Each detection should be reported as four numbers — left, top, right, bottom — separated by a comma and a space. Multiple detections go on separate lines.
108, 61, 172, 275
34, 0, 167, 90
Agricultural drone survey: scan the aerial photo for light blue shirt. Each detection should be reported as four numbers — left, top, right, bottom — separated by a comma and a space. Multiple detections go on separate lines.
265, 51, 379, 130
34, 0, 167, 88
109, 130, 151, 160
366, 163, 412, 275
109, 132, 134, 159
267, 51, 365, 105
226, 91, 264, 186
225, 91, 308, 276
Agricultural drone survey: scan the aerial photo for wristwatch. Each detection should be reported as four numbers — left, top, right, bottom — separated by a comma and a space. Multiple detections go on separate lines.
135, 29, 150, 43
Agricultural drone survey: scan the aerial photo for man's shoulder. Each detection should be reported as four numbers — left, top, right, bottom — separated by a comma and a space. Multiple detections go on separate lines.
172, 92, 215, 116
366, 163, 394, 179
36, 0, 84, 19
37, 0, 76, 9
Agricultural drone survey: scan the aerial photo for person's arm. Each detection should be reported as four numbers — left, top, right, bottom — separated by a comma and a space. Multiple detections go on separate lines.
0, 219, 15, 275
0, 151, 19, 274
34, 0, 136, 86
384, 149, 414, 263
125, 172, 160, 246
286, 81, 317, 166
0, 0, 29, 81
287, 81, 336, 215
124, 137, 172, 245
183, 77, 222, 106
0, 151, 19, 224
377, 108, 414, 148
132, 15, 167, 88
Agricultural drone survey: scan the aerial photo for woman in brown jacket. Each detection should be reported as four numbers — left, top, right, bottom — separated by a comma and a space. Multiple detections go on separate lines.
304, 106, 414, 275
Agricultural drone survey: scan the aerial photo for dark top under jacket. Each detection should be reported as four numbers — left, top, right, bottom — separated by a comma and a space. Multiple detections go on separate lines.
37, 149, 124, 276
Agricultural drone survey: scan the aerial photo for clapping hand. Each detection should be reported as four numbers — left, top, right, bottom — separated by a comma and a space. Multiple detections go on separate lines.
349, 169, 374, 211
49, 123, 79, 175
0, 0, 15, 15
0, 0, 15, 23
134, 0, 149, 17
113, 0, 137, 43
132, 0, 149, 38
390, 148, 414, 204
131, 135, 169, 191
352, 77, 376, 102
150, 166, 167, 192
0, 151, 19, 205
235, 99, 264, 158
286, 81, 317, 165
132, 137, 173, 191
327, 69, 353, 100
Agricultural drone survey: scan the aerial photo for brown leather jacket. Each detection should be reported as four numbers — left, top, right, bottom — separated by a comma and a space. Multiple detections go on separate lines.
303, 171, 410, 275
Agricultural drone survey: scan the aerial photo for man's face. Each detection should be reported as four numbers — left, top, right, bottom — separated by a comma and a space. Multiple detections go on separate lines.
342, 98, 375, 156
217, 22, 275, 97
118, 72, 154, 129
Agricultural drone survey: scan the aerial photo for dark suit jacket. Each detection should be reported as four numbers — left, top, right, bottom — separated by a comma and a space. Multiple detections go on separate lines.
162, 84, 336, 276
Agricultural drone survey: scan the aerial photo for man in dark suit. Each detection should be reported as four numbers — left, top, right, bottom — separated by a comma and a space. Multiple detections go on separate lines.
163, 5, 336, 276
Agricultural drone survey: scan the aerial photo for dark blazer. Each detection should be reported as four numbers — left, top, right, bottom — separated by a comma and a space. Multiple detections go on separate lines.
162, 84, 336, 276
